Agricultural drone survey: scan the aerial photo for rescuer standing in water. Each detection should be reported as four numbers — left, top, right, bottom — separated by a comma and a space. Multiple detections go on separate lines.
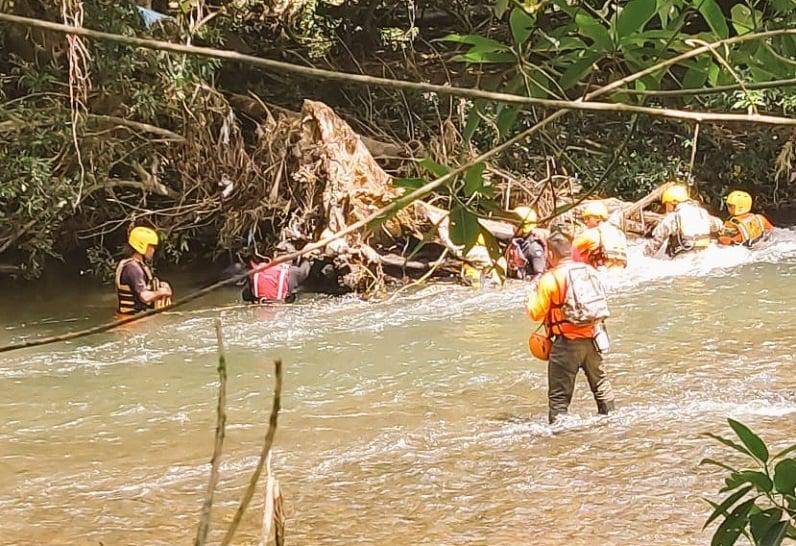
717, 190, 774, 247
572, 202, 628, 269
527, 232, 615, 423
242, 253, 312, 304
115, 226, 173, 315
505, 206, 549, 281
645, 184, 722, 258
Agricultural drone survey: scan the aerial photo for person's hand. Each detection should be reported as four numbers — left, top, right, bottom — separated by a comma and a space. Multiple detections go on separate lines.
159, 281, 173, 298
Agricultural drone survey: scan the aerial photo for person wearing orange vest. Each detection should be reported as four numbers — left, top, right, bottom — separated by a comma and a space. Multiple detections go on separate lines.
717, 190, 774, 247
526, 232, 615, 423
115, 226, 172, 315
242, 257, 312, 304
572, 201, 628, 269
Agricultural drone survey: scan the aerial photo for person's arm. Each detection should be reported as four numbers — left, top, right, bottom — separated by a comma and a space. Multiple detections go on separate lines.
123, 263, 170, 304
287, 260, 312, 295
526, 272, 554, 323
708, 213, 723, 234
760, 214, 775, 231
241, 283, 255, 302
139, 283, 171, 304
525, 240, 547, 274
645, 215, 673, 257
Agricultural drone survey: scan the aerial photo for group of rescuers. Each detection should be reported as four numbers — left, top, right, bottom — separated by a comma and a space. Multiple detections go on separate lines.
115, 185, 773, 423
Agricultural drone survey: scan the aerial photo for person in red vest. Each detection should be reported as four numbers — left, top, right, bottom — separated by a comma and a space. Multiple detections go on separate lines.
242, 256, 312, 304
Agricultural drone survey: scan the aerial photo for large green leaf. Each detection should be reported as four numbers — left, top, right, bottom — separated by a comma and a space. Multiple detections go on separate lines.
496, 106, 521, 139
438, 34, 510, 52
760, 521, 789, 546
695, 0, 729, 39
722, 471, 773, 494
728, 419, 769, 463
657, 0, 677, 28
529, 36, 587, 53
711, 498, 756, 546
495, 0, 510, 18
770, 0, 796, 15
700, 458, 739, 473
683, 57, 712, 89
750, 509, 784, 546
730, 4, 754, 35
773, 443, 796, 461
703, 486, 753, 530
417, 158, 450, 178
616, 0, 657, 38
510, 8, 536, 47
704, 433, 754, 459
451, 50, 517, 64
463, 162, 485, 197
772, 459, 796, 496
575, 13, 613, 52
463, 100, 485, 143
559, 53, 601, 91
449, 206, 480, 251
394, 177, 426, 191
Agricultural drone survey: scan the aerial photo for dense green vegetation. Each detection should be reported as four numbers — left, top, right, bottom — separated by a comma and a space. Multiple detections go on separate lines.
1, 0, 796, 277
702, 419, 796, 545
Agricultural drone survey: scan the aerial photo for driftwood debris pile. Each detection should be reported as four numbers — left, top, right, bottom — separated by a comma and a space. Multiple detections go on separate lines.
272, 100, 665, 294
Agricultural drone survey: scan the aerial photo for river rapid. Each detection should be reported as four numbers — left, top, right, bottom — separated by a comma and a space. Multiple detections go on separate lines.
1, 231, 795, 545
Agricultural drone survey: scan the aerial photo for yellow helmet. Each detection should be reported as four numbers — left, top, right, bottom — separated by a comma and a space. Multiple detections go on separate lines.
726, 190, 752, 215
128, 226, 159, 254
581, 201, 609, 220
512, 206, 538, 234
661, 184, 689, 206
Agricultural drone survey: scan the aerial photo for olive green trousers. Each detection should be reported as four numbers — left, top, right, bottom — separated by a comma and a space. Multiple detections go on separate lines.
547, 337, 615, 423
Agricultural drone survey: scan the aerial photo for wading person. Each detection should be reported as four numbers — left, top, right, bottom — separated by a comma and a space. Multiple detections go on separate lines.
717, 190, 774, 247
505, 206, 549, 281
115, 226, 172, 315
461, 234, 507, 288
242, 255, 312, 304
573, 202, 628, 269
527, 232, 615, 423
644, 183, 722, 258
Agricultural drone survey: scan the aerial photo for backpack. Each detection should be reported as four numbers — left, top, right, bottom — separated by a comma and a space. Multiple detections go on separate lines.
505, 239, 529, 276
560, 264, 610, 325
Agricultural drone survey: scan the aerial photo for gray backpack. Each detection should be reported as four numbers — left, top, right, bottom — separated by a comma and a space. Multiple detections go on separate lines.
561, 264, 610, 325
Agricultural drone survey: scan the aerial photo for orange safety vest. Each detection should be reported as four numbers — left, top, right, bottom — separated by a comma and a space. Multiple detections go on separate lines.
544, 263, 596, 340
115, 258, 154, 315
580, 223, 627, 268
719, 213, 770, 247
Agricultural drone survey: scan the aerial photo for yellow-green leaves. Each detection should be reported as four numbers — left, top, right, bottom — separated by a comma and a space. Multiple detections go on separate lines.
616, 0, 657, 38
694, 0, 729, 39
575, 13, 613, 52
510, 8, 536, 47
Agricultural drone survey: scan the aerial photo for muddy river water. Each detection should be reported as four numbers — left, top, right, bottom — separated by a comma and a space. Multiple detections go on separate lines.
1, 231, 795, 545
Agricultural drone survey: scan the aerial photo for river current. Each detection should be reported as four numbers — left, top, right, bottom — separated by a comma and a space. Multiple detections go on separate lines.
1, 230, 795, 545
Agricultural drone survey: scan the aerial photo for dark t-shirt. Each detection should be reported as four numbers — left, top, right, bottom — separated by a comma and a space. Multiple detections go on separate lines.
515, 237, 547, 276
120, 260, 151, 309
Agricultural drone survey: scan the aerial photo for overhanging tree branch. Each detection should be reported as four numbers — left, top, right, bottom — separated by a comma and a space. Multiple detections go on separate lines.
1, 13, 796, 126
2, 16, 796, 353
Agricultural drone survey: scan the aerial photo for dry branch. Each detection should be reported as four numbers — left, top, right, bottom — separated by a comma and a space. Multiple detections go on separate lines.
194, 319, 228, 546
220, 359, 283, 546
